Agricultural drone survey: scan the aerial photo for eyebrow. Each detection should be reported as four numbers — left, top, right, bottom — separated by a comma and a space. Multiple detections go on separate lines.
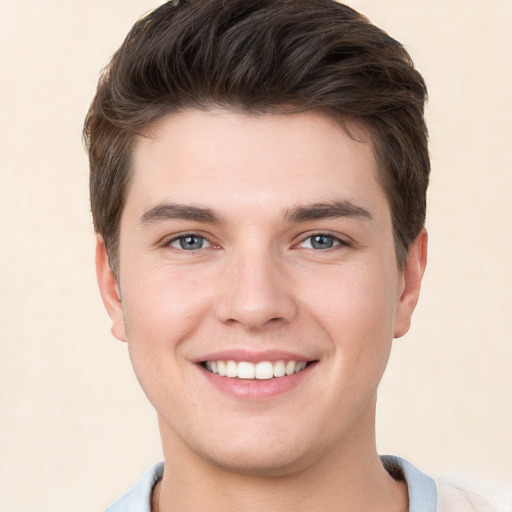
139, 200, 372, 226
139, 203, 225, 225
283, 201, 373, 223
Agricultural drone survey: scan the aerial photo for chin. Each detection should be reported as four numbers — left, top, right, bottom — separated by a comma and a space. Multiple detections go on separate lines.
186, 422, 330, 477
199, 444, 314, 477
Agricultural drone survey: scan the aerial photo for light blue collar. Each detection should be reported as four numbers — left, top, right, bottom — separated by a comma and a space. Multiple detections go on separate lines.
106, 456, 437, 512
381, 455, 437, 512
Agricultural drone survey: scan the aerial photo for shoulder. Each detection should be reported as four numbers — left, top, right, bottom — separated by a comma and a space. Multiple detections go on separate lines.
436, 477, 510, 512
105, 462, 164, 512
381, 455, 511, 512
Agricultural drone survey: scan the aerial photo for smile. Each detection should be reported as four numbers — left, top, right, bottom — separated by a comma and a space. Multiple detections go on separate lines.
203, 360, 308, 380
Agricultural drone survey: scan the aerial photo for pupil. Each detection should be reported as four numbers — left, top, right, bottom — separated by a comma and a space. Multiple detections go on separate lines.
312, 235, 333, 249
180, 235, 203, 250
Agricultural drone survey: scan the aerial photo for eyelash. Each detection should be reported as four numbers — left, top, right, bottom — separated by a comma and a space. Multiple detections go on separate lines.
162, 231, 350, 252
164, 233, 215, 251
296, 232, 351, 250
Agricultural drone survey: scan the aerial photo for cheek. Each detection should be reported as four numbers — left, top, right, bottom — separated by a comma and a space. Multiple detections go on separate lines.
119, 269, 211, 410
302, 263, 399, 394
120, 265, 213, 353
304, 264, 398, 338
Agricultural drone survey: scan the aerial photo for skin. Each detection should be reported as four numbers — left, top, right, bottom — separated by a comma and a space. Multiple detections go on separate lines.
96, 109, 427, 512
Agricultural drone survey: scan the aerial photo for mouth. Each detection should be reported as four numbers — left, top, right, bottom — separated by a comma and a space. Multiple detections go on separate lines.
201, 360, 313, 380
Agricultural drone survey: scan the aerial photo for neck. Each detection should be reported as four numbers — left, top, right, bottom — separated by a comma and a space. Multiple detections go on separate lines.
153, 402, 408, 512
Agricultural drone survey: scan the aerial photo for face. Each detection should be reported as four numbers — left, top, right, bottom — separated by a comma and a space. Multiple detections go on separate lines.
97, 109, 426, 476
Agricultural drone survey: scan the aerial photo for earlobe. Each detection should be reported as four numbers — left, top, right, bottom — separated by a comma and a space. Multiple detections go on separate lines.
394, 229, 428, 339
95, 236, 127, 342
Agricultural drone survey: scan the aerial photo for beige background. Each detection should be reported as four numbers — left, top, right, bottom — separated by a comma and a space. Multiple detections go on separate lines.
1, 1, 511, 510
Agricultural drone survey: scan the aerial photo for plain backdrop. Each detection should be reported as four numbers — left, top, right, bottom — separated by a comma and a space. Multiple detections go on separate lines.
1, 1, 511, 510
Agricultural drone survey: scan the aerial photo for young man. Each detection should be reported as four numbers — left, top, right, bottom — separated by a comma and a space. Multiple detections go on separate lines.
84, 1, 494, 511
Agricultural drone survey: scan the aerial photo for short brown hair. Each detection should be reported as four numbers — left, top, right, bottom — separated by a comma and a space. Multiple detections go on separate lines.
84, 0, 429, 273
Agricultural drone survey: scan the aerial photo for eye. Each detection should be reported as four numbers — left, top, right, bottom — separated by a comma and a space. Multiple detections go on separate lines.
168, 234, 211, 251
298, 234, 345, 250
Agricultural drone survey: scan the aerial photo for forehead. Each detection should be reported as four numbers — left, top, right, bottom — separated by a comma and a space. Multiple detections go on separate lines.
127, 108, 389, 223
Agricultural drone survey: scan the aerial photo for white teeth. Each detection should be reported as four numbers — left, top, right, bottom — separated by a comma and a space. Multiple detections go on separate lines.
226, 360, 238, 378
255, 361, 274, 380
295, 361, 307, 373
204, 360, 309, 379
273, 360, 286, 377
285, 361, 296, 375
237, 361, 255, 379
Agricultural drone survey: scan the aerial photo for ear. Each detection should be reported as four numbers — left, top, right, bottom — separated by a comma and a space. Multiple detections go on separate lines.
95, 236, 127, 342
394, 229, 428, 339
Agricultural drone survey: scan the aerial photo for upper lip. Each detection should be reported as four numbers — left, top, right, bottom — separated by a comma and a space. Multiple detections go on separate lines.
194, 349, 317, 364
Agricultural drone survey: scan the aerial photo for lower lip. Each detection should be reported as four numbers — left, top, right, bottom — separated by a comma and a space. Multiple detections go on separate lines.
199, 363, 316, 400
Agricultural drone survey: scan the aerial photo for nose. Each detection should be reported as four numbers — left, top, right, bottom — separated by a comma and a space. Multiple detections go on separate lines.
214, 248, 298, 331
